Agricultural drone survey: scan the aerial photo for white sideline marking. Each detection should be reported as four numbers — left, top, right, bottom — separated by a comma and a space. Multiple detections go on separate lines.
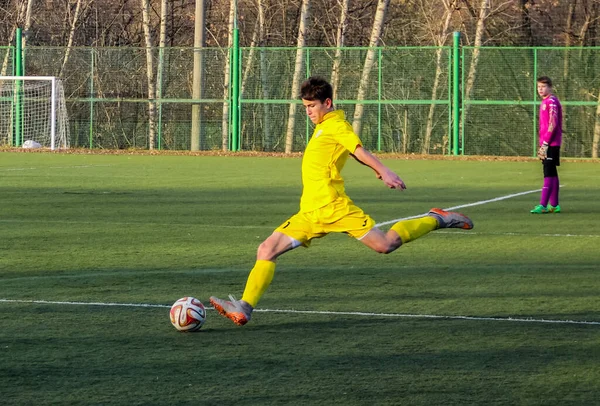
1, 298, 598, 326
376, 188, 545, 227
0, 164, 113, 172
436, 230, 600, 238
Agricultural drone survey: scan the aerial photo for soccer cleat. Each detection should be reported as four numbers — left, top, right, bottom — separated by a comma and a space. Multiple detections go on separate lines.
427, 208, 473, 230
548, 204, 561, 213
530, 204, 548, 214
209, 295, 253, 326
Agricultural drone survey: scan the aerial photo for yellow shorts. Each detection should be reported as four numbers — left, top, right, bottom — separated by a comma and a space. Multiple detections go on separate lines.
274, 197, 375, 247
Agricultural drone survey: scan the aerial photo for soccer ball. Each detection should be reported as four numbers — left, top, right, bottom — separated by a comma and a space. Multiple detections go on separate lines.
169, 296, 206, 332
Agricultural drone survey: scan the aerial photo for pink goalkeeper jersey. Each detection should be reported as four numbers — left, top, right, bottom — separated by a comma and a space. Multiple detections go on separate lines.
539, 95, 562, 147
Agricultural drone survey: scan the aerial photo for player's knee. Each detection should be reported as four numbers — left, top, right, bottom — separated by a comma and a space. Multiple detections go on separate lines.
256, 241, 276, 260
257, 239, 287, 261
374, 240, 401, 254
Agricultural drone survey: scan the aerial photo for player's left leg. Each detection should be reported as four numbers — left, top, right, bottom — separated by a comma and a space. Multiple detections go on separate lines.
360, 209, 473, 254
547, 147, 561, 212
330, 199, 472, 254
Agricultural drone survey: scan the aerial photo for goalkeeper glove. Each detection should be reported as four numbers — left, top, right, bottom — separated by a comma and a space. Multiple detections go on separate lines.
537, 142, 548, 160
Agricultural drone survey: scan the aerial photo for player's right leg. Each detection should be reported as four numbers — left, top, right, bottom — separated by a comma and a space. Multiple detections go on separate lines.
210, 214, 317, 326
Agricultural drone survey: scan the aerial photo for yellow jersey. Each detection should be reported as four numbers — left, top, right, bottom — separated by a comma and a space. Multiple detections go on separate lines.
300, 110, 362, 212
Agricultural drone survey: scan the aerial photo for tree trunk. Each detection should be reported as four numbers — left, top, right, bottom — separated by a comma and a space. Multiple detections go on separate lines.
191, 0, 206, 151
257, 0, 271, 150
562, 0, 576, 101
154, 0, 168, 148
594, 89, 600, 158
141, 0, 157, 150
240, 19, 260, 98
221, 0, 236, 151
422, 0, 454, 154
352, 0, 389, 138
331, 0, 351, 100
60, 0, 84, 78
520, 0, 534, 46
464, 0, 489, 101
462, 0, 490, 138
284, 0, 310, 154
21, 0, 34, 49
1, 0, 32, 76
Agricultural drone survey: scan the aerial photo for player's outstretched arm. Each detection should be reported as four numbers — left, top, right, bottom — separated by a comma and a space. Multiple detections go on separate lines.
351, 146, 406, 190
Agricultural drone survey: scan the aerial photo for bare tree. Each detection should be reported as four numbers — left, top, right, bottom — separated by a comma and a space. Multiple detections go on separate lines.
464, 0, 490, 104
520, 0, 534, 46
257, 0, 272, 150
284, 0, 310, 154
422, 0, 455, 154
141, 0, 157, 149
331, 0, 351, 100
221, 0, 236, 151
1, 0, 33, 76
60, 0, 85, 78
352, 0, 389, 137
191, 0, 206, 151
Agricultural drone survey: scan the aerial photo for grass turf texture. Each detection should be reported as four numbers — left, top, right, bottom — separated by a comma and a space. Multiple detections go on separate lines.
0, 152, 599, 405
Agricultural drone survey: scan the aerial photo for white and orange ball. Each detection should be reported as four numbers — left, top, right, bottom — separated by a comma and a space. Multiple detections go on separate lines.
169, 297, 206, 332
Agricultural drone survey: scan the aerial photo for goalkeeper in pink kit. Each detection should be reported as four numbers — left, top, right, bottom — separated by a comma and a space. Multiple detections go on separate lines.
531, 76, 563, 214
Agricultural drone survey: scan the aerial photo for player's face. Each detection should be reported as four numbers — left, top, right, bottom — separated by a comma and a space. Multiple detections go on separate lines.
537, 82, 552, 99
302, 98, 333, 124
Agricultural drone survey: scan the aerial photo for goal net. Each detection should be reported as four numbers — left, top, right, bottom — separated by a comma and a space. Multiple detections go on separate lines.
0, 76, 69, 150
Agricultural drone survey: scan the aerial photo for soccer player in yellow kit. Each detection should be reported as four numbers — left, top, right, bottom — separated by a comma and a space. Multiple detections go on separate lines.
210, 76, 473, 326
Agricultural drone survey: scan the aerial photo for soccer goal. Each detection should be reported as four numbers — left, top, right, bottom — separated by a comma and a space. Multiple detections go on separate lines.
0, 76, 69, 150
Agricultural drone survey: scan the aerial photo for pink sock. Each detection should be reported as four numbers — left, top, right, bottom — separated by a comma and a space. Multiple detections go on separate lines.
540, 177, 552, 206
549, 176, 559, 207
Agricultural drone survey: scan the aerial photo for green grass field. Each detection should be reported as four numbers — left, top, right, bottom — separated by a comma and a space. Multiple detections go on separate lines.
1, 151, 599, 405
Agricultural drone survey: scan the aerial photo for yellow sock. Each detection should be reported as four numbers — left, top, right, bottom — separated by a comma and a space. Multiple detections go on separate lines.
241, 260, 276, 307
390, 216, 438, 244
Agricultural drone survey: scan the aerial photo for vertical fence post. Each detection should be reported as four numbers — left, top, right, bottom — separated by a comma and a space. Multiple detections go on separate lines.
533, 48, 538, 157
89, 48, 95, 148
14, 27, 23, 147
157, 46, 164, 150
231, 26, 240, 151
452, 31, 460, 156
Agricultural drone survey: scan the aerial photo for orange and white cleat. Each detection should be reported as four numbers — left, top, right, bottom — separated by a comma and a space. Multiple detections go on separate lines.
209, 295, 253, 326
428, 208, 474, 230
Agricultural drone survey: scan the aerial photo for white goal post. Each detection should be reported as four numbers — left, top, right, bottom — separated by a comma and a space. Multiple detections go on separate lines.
0, 76, 69, 150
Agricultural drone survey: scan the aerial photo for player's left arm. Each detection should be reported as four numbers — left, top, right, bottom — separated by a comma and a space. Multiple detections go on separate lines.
351, 146, 406, 190
545, 98, 559, 144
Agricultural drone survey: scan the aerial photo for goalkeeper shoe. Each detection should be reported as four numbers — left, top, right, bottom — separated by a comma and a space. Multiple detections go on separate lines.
209, 295, 253, 326
427, 208, 473, 230
530, 204, 548, 214
548, 204, 561, 213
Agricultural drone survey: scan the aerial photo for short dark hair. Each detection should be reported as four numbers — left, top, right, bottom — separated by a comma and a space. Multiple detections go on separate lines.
537, 76, 553, 87
300, 76, 333, 102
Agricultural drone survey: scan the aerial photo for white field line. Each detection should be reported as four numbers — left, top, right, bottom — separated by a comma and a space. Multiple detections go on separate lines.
2, 186, 598, 240
2, 187, 596, 327
0, 298, 598, 326
376, 187, 545, 227
0, 164, 113, 172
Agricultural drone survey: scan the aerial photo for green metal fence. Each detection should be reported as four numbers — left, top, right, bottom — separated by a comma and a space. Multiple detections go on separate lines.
462, 46, 600, 158
3, 42, 600, 157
